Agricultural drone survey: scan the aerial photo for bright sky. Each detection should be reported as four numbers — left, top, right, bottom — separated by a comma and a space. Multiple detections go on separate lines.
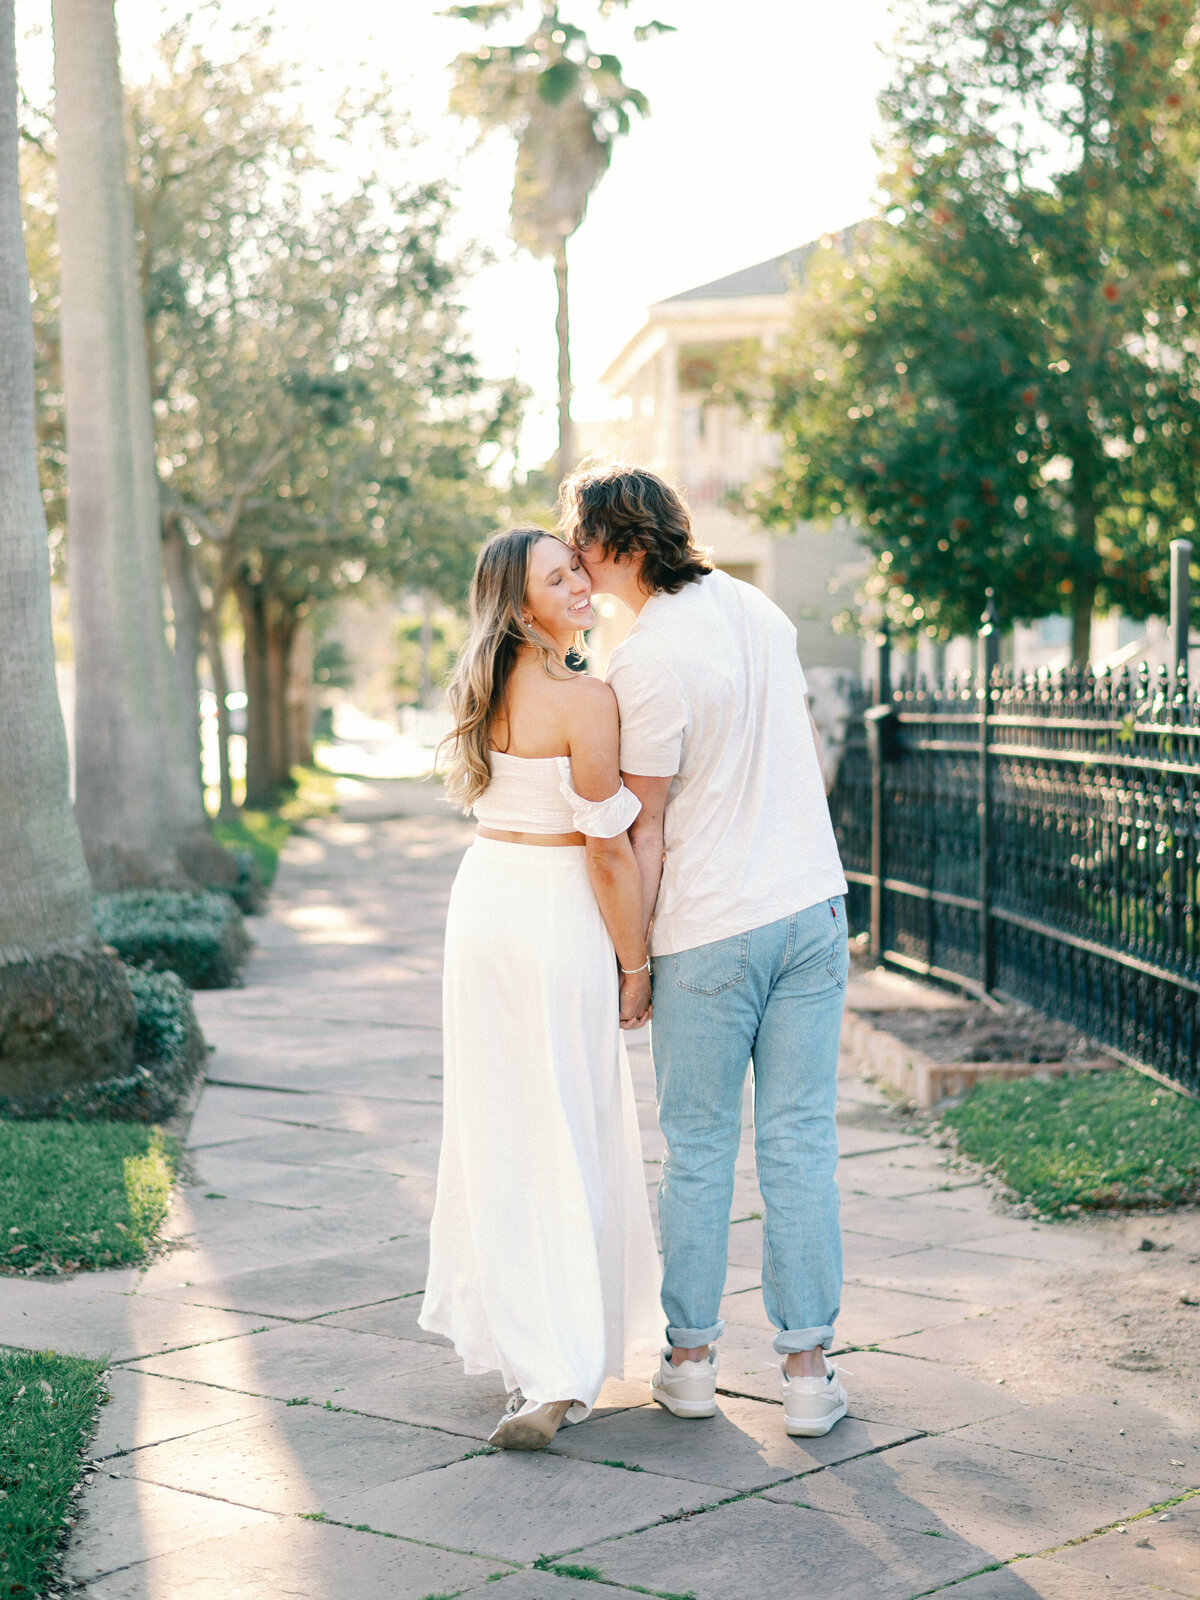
17, 0, 896, 465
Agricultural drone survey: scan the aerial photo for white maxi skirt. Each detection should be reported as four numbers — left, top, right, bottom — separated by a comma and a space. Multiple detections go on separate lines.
420, 837, 662, 1415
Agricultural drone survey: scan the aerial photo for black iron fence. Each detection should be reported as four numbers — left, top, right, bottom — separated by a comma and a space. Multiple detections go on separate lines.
830, 648, 1200, 1098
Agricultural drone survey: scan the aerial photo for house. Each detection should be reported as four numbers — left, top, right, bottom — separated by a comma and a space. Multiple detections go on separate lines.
579, 243, 864, 711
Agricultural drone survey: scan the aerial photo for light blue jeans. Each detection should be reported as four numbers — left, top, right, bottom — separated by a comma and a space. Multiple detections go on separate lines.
649, 897, 848, 1354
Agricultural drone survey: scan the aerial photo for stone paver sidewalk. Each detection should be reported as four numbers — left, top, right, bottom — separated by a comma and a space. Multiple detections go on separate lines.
4, 781, 1199, 1600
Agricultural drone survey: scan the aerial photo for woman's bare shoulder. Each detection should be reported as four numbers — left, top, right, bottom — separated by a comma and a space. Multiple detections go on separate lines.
559, 674, 619, 747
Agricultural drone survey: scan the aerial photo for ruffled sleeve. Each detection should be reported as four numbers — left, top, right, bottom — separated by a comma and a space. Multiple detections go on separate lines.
556, 757, 642, 838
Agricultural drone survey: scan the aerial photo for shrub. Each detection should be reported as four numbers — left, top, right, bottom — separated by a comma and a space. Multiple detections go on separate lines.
0, 1349, 107, 1596
0, 966, 206, 1124
94, 889, 250, 988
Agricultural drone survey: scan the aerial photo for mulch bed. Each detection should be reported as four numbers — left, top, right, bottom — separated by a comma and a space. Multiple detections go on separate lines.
860, 1001, 1107, 1064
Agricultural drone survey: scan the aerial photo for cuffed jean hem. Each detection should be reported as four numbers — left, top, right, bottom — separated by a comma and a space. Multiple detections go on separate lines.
666, 1318, 724, 1348
772, 1325, 835, 1354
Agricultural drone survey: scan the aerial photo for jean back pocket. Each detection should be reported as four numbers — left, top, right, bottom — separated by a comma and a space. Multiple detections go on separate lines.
671, 929, 750, 995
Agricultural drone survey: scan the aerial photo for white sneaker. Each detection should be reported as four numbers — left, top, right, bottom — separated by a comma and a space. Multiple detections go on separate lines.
651, 1347, 719, 1418
781, 1358, 848, 1437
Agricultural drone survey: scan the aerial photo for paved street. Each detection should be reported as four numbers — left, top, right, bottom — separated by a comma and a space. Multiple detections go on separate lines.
4, 782, 1199, 1600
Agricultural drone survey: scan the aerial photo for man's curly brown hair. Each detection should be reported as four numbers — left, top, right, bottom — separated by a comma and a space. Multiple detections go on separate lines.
557, 465, 712, 595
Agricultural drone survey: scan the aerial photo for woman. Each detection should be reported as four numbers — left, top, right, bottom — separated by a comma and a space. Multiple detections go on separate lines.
419, 525, 662, 1451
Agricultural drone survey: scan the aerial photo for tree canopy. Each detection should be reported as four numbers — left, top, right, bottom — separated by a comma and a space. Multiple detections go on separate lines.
751, 0, 1200, 659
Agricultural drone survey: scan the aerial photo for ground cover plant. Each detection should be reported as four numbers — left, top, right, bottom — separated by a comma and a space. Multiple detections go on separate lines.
94, 888, 250, 988
0, 1121, 179, 1275
0, 1348, 106, 1598
943, 1069, 1200, 1216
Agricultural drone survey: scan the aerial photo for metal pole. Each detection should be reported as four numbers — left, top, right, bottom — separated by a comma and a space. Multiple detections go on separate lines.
978, 590, 1000, 994
873, 625, 892, 707
869, 624, 891, 961
1169, 538, 1192, 682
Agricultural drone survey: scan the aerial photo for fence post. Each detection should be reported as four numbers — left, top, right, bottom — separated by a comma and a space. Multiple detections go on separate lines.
978, 591, 1000, 993
866, 626, 893, 962
1170, 538, 1192, 681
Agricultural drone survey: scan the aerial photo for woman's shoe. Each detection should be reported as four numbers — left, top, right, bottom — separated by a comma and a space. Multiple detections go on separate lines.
488, 1392, 575, 1451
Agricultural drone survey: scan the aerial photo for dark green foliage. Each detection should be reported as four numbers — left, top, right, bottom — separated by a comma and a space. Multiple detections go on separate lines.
0, 1122, 179, 1273
753, 0, 1200, 655
0, 966, 206, 1124
94, 889, 250, 988
0, 1349, 106, 1597
943, 1069, 1200, 1215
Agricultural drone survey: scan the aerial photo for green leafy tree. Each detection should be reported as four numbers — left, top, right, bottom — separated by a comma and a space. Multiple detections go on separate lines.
447, 1, 671, 479
752, 0, 1200, 660
25, 21, 522, 810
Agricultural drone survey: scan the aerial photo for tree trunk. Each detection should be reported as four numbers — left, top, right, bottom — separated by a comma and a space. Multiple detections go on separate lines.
162, 515, 238, 885
0, 0, 135, 1103
265, 597, 297, 792
236, 573, 275, 808
287, 612, 314, 771
204, 596, 238, 822
554, 238, 574, 485
52, 0, 186, 888
1070, 480, 1098, 667
161, 514, 204, 797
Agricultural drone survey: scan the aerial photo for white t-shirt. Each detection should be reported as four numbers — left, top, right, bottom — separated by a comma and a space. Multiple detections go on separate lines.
606, 569, 847, 957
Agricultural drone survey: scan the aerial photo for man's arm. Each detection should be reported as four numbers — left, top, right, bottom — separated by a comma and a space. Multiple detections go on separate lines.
622, 772, 672, 938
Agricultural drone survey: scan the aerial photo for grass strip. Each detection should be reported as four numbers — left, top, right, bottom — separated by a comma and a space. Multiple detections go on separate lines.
0, 1122, 179, 1274
942, 1068, 1200, 1216
213, 811, 291, 889
0, 1348, 106, 1599
213, 765, 340, 891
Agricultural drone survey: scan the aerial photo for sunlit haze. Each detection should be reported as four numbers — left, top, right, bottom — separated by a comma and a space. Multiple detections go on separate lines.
17, 0, 895, 466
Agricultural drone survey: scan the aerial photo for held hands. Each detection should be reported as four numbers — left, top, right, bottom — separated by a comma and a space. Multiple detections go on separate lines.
619, 966, 652, 1031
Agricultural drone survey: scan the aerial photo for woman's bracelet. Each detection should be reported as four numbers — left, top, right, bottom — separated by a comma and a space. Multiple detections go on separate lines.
620, 957, 651, 975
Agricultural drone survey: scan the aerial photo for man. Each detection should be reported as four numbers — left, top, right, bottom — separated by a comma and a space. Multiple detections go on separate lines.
560, 464, 850, 1438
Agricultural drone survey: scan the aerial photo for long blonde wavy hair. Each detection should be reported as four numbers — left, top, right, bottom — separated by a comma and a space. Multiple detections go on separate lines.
440, 525, 584, 811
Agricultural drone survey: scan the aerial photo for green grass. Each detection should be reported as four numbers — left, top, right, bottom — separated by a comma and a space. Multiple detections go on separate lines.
0, 1123, 179, 1274
533, 1557, 605, 1579
0, 1348, 106, 1598
213, 765, 340, 890
942, 1069, 1200, 1216
213, 811, 291, 888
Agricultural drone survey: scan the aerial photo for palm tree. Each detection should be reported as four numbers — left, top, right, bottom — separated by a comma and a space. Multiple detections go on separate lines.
0, 0, 135, 1102
448, 2, 667, 481
51, 0, 230, 888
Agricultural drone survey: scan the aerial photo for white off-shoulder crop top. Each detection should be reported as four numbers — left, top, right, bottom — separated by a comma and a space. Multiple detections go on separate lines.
474, 752, 641, 839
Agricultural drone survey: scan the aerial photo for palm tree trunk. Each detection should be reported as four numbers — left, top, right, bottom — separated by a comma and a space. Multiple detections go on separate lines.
162, 513, 204, 796
554, 238, 575, 484
0, 0, 134, 1105
52, 0, 185, 888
